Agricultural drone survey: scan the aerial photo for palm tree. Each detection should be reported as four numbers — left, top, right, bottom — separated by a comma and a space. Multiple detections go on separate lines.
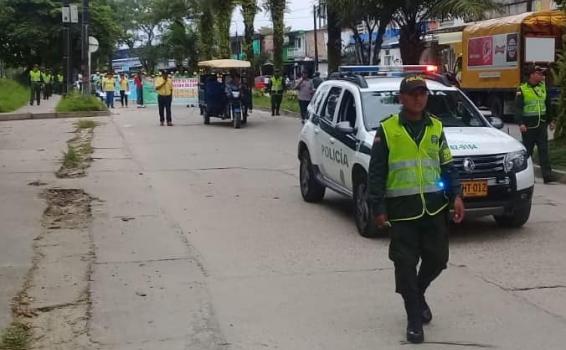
330, 0, 396, 66
393, 0, 498, 64
326, 0, 342, 72
198, 0, 215, 59
212, 0, 236, 58
240, 0, 258, 63
263, 0, 286, 72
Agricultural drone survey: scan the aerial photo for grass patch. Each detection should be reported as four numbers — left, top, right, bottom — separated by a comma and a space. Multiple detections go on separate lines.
56, 92, 105, 112
62, 146, 80, 169
0, 79, 29, 113
0, 321, 31, 350
253, 91, 300, 114
76, 119, 97, 129
533, 139, 566, 171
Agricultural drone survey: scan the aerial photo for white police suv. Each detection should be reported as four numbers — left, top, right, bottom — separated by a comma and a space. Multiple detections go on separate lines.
298, 66, 535, 237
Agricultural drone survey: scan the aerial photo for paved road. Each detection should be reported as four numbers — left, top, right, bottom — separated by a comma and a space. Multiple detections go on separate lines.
82, 106, 566, 349
1, 106, 566, 349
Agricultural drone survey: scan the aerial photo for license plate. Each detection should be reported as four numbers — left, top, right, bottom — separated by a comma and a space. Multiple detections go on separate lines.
462, 180, 488, 198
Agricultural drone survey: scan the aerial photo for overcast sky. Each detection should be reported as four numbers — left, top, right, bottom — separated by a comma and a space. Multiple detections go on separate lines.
230, 0, 317, 35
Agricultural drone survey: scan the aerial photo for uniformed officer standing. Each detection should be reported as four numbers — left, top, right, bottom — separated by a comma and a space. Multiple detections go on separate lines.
42, 69, 52, 100
515, 65, 556, 184
267, 69, 284, 116
368, 75, 465, 344
29, 64, 42, 106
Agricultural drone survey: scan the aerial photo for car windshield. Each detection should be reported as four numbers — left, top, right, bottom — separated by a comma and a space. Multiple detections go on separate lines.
361, 89, 489, 130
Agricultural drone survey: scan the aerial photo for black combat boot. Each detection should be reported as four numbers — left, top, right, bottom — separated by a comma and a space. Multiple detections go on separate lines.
404, 296, 424, 344
420, 294, 432, 324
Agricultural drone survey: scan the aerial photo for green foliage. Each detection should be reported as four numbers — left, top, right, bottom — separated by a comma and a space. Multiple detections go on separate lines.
0, 0, 122, 69
212, 0, 236, 58
253, 90, 300, 113
76, 119, 98, 129
56, 92, 106, 112
553, 40, 566, 140
241, 0, 258, 65
0, 322, 30, 350
198, 1, 216, 60
63, 146, 80, 169
263, 0, 286, 72
0, 79, 28, 112
162, 20, 199, 68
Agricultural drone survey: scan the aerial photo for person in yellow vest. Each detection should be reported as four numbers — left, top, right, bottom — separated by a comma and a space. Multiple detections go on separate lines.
267, 69, 285, 116
368, 75, 465, 344
42, 69, 53, 100
515, 64, 556, 183
102, 72, 116, 109
119, 73, 129, 108
29, 64, 43, 106
155, 70, 174, 126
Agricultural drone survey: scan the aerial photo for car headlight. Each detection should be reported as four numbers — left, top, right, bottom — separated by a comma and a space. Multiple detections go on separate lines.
504, 150, 528, 173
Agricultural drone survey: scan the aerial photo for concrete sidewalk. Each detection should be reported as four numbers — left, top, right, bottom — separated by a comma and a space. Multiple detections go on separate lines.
0, 118, 74, 330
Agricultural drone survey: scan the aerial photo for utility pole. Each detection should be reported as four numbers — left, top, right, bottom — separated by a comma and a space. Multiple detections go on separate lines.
62, 0, 71, 95
313, 4, 319, 72
81, 0, 90, 94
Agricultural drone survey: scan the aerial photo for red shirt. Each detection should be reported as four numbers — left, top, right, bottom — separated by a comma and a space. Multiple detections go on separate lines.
134, 77, 143, 88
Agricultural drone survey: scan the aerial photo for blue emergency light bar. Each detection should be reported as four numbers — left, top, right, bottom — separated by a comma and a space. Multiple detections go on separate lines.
338, 65, 438, 77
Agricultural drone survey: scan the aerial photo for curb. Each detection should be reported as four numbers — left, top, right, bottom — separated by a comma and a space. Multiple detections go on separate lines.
0, 110, 110, 122
533, 164, 566, 184
255, 107, 300, 119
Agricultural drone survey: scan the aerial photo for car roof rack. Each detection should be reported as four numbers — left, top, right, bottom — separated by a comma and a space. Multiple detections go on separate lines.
337, 65, 453, 87
327, 71, 369, 88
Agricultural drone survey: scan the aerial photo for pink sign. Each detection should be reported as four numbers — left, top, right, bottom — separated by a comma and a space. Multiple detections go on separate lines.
468, 36, 493, 67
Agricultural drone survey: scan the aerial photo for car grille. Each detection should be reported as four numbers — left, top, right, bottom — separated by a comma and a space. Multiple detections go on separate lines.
453, 154, 506, 178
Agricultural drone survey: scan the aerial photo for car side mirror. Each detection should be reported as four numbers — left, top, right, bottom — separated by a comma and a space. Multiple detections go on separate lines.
336, 121, 356, 134
489, 116, 504, 129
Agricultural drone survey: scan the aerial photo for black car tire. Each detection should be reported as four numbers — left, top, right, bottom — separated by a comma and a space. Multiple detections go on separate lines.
353, 175, 381, 238
494, 200, 532, 228
299, 151, 325, 202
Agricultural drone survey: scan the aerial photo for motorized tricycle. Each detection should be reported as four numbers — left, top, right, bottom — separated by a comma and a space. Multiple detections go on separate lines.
197, 59, 252, 129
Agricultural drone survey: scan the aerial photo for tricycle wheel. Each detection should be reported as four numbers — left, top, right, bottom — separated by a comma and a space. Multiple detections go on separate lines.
233, 111, 241, 129
204, 110, 210, 125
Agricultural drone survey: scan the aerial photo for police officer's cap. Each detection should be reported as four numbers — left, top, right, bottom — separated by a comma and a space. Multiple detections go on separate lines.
399, 75, 429, 94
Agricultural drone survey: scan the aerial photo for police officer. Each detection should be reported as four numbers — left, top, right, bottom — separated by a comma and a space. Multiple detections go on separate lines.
267, 69, 284, 116
515, 65, 556, 184
368, 75, 465, 344
29, 64, 42, 106
42, 69, 52, 100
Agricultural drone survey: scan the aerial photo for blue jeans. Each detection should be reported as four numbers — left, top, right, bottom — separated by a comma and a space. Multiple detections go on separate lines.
105, 91, 114, 108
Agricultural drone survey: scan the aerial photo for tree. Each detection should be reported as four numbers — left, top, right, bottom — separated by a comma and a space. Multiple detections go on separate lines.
552, 0, 566, 140
326, 1, 342, 72
198, 0, 216, 59
330, 0, 396, 65
263, 0, 286, 72
240, 0, 258, 63
0, 0, 121, 73
212, 0, 236, 58
161, 20, 198, 69
393, 0, 498, 64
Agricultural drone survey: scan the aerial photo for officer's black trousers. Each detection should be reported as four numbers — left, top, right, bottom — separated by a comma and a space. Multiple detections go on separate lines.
30, 83, 41, 105
522, 123, 552, 179
271, 93, 282, 115
389, 212, 449, 301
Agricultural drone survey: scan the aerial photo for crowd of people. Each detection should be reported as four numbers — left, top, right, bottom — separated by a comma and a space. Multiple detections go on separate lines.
28, 64, 64, 106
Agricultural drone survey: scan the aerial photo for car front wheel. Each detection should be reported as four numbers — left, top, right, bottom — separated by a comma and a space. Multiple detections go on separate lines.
353, 175, 380, 238
494, 200, 532, 228
299, 151, 325, 202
